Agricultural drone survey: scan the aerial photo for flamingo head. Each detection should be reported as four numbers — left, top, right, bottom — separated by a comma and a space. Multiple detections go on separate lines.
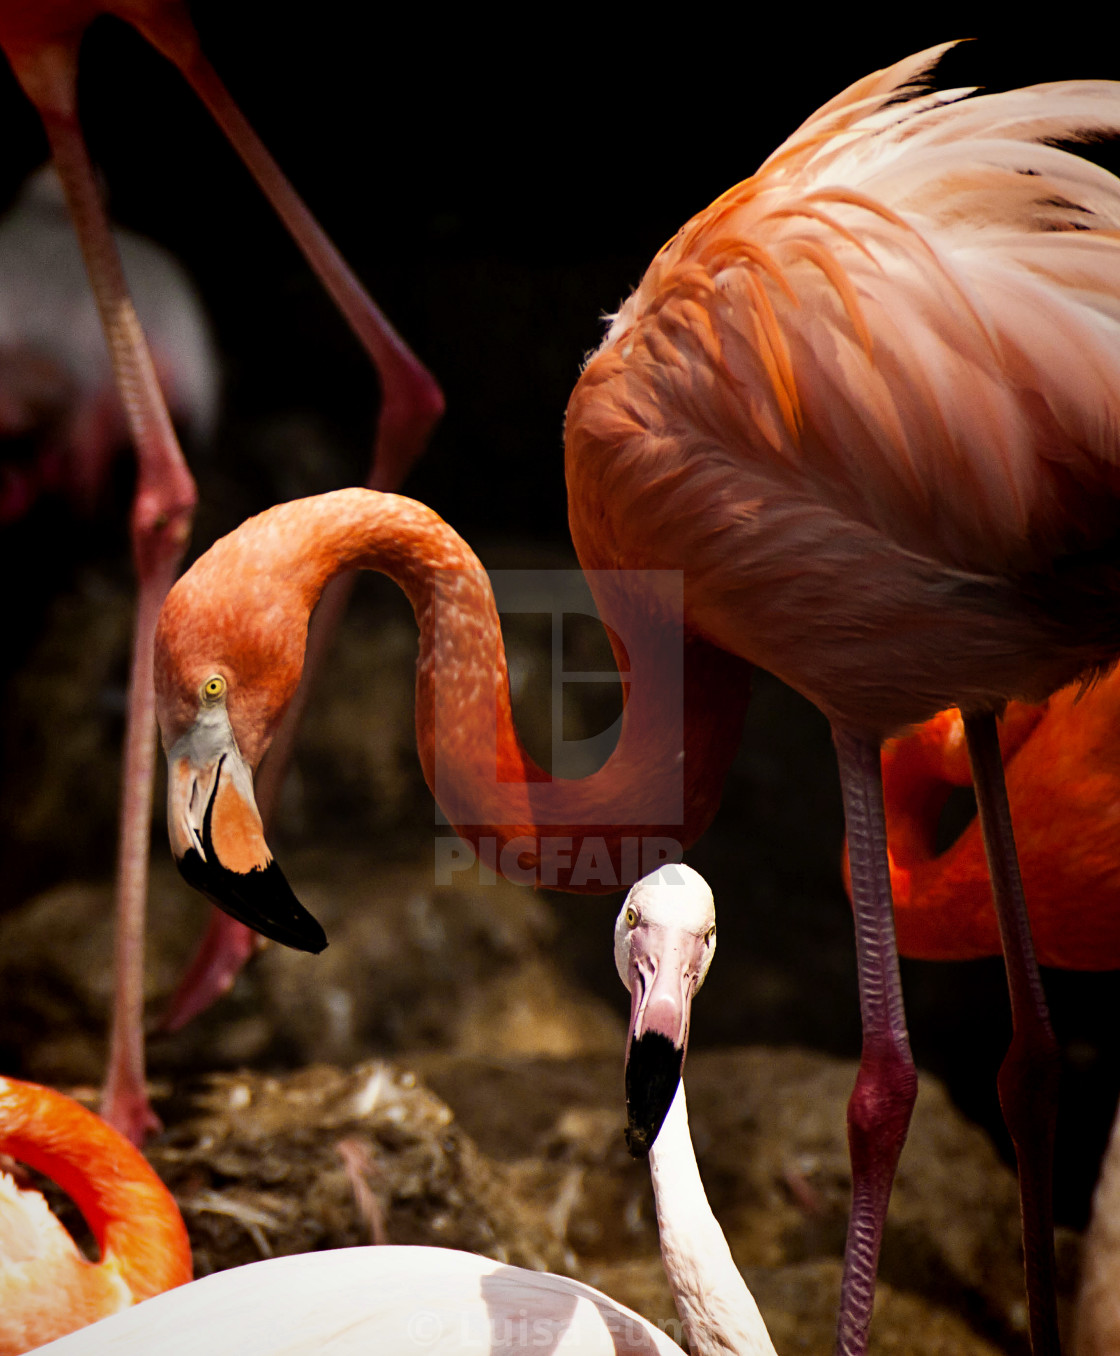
615, 863, 715, 1157
153, 535, 328, 955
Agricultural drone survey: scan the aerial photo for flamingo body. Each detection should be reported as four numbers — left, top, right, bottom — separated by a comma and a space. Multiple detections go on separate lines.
563, 62, 1120, 1350
566, 47, 1120, 738
0, 1176, 132, 1356
33, 1245, 683, 1354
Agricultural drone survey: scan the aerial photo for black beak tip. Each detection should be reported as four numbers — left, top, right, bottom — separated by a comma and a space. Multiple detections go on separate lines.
175, 848, 328, 954
624, 1031, 683, 1161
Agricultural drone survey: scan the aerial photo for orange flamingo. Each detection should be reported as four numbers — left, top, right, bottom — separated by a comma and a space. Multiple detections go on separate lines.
0, 0, 443, 1142
0, 1075, 191, 1354
869, 679, 1120, 970
152, 45, 1120, 1356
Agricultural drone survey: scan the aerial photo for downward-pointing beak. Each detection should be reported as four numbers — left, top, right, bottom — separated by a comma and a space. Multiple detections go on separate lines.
624, 922, 706, 1157
166, 711, 327, 954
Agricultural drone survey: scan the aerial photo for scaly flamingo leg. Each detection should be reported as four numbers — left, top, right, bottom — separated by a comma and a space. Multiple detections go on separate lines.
832, 727, 918, 1356
176, 44, 446, 489
124, 3, 446, 490
9, 38, 198, 1144
964, 712, 1061, 1356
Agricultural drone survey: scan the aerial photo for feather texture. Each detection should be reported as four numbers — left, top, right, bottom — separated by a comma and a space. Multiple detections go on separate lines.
568, 44, 1120, 733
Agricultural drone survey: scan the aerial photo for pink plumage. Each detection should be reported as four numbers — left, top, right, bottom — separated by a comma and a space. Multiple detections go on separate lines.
567, 43, 1120, 735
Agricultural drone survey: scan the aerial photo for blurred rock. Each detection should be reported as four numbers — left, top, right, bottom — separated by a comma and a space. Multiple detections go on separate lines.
146, 1062, 565, 1277
0, 852, 623, 1085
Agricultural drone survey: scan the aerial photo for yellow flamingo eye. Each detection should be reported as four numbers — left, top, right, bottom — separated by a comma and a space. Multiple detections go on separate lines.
625, 905, 638, 928
201, 675, 227, 703
705, 925, 716, 945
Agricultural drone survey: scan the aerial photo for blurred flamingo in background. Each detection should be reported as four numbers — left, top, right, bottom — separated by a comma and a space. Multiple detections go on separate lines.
153, 44, 1120, 1356
0, 1074, 191, 1353
0, 0, 443, 1142
0, 164, 218, 522
867, 677, 1120, 970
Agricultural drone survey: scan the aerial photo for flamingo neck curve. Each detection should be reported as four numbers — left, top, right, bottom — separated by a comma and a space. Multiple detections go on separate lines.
159, 488, 750, 892
0, 1078, 191, 1304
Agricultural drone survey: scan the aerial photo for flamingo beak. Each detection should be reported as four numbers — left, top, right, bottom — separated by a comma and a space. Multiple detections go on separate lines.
624, 922, 706, 1157
165, 712, 327, 954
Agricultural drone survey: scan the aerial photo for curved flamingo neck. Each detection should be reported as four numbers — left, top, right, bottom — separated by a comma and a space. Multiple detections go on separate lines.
649, 1084, 776, 1356
160, 488, 751, 892
0, 1078, 191, 1301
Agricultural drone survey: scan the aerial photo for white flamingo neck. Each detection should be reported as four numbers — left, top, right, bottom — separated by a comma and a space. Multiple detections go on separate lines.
649, 1084, 777, 1356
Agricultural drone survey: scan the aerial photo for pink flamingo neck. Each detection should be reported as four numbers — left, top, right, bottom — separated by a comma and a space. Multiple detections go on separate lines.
0, 1078, 191, 1301
158, 489, 751, 892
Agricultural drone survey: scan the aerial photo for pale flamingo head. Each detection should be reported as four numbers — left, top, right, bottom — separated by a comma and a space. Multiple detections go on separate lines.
614, 862, 716, 1156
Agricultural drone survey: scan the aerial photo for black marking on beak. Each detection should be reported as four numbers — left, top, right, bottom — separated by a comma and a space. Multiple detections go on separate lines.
624, 1031, 683, 1159
174, 757, 328, 954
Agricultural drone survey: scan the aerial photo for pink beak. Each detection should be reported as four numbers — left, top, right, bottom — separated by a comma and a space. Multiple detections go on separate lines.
624, 921, 708, 1156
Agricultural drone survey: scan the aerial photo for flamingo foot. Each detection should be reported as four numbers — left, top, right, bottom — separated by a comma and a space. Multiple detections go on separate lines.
158, 912, 265, 1033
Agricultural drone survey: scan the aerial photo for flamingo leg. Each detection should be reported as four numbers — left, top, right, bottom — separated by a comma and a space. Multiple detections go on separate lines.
13, 42, 197, 1144
963, 712, 1061, 1356
832, 727, 918, 1356
178, 48, 445, 491
126, 4, 445, 492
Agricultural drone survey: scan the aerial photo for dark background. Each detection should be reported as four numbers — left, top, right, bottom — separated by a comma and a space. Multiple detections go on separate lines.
1, 6, 1118, 1228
